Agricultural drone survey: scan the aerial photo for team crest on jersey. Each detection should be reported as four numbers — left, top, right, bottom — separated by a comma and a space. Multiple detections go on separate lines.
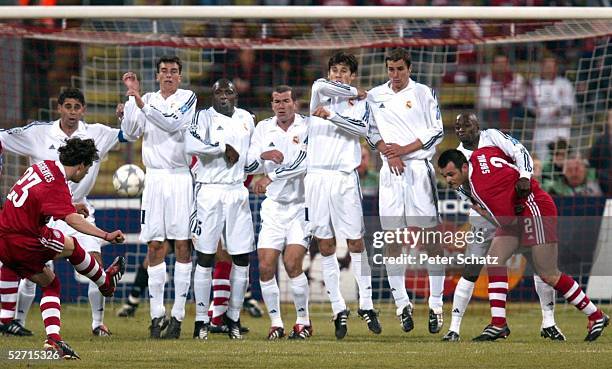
405, 100, 412, 108
53, 230, 61, 239
293, 136, 299, 144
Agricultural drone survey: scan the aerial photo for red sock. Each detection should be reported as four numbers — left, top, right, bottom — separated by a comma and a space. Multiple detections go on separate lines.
487, 266, 508, 327
554, 273, 601, 319
0, 266, 19, 325
40, 276, 62, 342
68, 238, 106, 288
211, 260, 231, 326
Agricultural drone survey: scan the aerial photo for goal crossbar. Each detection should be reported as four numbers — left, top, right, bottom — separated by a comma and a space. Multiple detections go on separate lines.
0, 6, 611, 20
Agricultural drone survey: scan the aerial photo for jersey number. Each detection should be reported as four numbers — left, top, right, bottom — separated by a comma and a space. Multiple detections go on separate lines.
6, 167, 42, 208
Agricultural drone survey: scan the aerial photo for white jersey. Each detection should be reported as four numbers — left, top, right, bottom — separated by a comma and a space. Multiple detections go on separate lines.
121, 88, 196, 170
245, 114, 308, 204
0, 119, 122, 211
527, 76, 575, 128
458, 128, 534, 180
186, 107, 254, 185
368, 78, 443, 161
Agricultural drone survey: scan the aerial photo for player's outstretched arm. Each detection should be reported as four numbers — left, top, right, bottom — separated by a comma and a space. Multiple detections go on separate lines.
0, 123, 43, 157
65, 213, 125, 243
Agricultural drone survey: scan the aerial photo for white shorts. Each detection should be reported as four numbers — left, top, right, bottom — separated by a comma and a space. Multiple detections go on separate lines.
465, 223, 496, 258
49, 217, 102, 253
194, 183, 255, 256
258, 198, 309, 251
379, 159, 440, 230
305, 171, 364, 240
140, 168, 193, 243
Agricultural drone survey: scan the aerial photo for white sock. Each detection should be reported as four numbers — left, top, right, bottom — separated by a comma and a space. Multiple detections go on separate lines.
227, 264, 248, 322
450, 277, 475, 334
427, 263, 445, 312
15, 279, 36, 326
88, 281, 105, 330
350, 251, 373, 310
260, 278, 283, 328
147, 262, 166, 320
290, 273, 310, 326
534, 275, 556, 328
171, 261, 192, 322
193, 265, 212, 323
321, 255, 346, 315
385, 262, 410, 316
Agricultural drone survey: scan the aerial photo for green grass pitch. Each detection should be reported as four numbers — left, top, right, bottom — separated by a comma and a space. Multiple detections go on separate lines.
1, 302, 611, 368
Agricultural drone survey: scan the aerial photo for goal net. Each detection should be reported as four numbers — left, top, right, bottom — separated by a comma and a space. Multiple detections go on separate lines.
0, 9, 610, 307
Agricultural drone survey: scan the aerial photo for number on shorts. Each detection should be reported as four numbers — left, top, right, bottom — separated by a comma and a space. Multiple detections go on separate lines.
524, 218, 533, 235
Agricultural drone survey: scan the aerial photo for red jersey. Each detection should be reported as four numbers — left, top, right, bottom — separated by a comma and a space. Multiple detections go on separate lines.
468, 145, 550, 225
0, 160, 75, 238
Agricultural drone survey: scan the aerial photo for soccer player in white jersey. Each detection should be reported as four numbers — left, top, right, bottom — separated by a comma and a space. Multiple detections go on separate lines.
186, 79, 254, 340
121, 56, 196, 339
273, 52, 382, 339
367, 48, 445, 334
439, 112, 564, 341
0, 88, 129, 337
243, 85, 312, 340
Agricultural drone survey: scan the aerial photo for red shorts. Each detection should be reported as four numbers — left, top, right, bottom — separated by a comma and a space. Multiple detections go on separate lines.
495, 191, 558, 247
0, 227, 65, 278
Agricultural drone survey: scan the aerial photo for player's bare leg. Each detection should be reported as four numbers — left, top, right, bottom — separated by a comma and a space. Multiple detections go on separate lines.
318, 237, 349, 339
283, 245, 312, 340
347, 238, 381, 334
258, 248, 285, 340
384, 241, 413, 333
162, 239, 192, 339
472, 235, 518, 341
530, 242, 608, 341
147, 240, 168, 338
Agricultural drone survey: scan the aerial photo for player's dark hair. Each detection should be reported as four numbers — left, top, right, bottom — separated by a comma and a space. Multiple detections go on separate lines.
385, 48, 412, 68
328, 52, 358, 74
156, 55, 182, 74
272, 85, 295, 101
58, 87, 85, 106
438, 149, 468, 169
58, 137, 99, 167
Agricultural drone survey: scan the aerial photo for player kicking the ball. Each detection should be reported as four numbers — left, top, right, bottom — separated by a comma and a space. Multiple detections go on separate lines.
0, 138, 125, 359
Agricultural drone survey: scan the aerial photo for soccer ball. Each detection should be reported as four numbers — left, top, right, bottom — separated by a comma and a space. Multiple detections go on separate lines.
112, 164, 145, 197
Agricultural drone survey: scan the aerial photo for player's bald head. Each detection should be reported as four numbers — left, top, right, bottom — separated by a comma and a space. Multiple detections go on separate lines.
456, 112, 479, 127
213, 78, 235, 93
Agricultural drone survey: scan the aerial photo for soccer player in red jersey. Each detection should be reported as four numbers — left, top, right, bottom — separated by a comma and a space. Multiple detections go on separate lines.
0, 138, 126, 359
438, 133, 608, 342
